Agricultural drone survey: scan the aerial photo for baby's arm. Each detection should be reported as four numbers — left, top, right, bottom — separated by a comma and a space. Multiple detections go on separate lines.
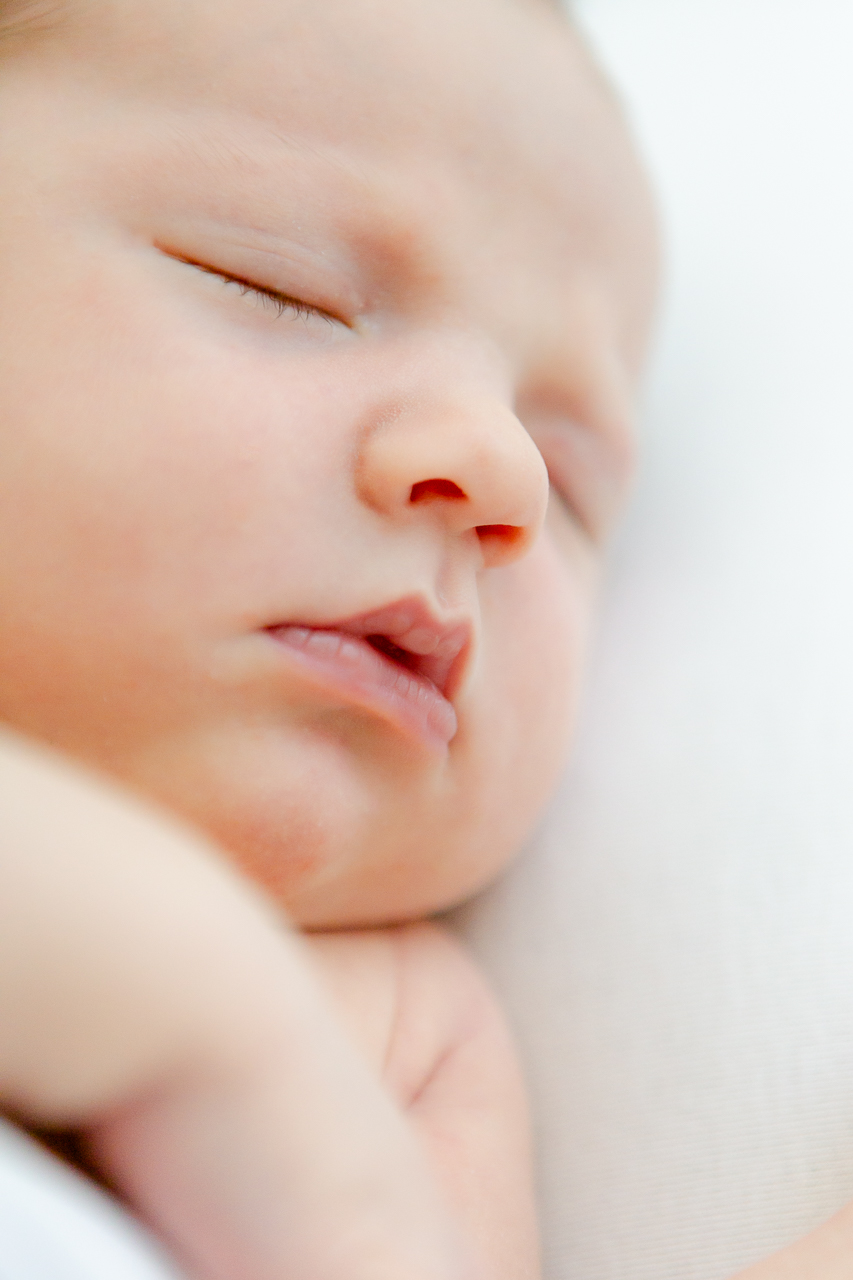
729, 1207, 853, 1279
0, 728, 478, 1280
308, 925, 540, 1280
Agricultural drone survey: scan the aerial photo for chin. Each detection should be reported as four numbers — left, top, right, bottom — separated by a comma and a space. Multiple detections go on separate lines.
148, 757, 536, 931
280, 739, 571, 930
110, 626, 580, 930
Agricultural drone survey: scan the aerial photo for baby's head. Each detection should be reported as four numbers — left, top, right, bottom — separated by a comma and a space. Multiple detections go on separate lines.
0, 0, 656, 926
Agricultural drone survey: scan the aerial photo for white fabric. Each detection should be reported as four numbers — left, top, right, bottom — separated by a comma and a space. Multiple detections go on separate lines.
0, 1120, 184, 1280
2, 2, 853, 1278
453, 2, 853, 1277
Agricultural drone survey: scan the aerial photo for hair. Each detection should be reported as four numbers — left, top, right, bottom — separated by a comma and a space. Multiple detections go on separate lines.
0, 0, 568, 39
0, 0, 66, 40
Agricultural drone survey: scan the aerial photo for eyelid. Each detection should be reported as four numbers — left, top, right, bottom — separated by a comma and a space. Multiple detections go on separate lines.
161, 249, 351, 327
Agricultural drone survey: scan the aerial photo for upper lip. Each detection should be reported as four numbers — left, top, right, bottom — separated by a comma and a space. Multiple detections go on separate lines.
268, 595, 472, 699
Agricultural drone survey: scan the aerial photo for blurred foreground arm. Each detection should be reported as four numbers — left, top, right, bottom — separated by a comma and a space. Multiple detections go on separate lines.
0, 728, 477, 1280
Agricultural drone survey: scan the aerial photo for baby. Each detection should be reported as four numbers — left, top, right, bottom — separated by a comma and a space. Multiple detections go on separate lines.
0, 0, 658, 1277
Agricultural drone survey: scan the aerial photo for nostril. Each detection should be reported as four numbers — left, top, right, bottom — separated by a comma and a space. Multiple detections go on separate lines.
410, 478, 467, 504
476, 524, 526, 554
476, 523, 518, 539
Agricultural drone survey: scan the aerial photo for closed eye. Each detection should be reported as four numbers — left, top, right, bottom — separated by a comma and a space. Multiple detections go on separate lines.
164, 251, 346, 326
222, 275, 331, 322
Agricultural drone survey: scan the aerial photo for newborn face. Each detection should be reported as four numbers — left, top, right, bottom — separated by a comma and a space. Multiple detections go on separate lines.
0, 0, 656, 926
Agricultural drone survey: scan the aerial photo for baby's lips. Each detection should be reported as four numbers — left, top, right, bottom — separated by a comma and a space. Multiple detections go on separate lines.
322, 596, 473, 698
409, 628, 471, 698
267, 624, 460, 749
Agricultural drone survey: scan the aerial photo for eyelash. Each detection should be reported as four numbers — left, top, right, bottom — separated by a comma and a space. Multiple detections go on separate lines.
220, 274, 328, 323
172, 252, 335, 324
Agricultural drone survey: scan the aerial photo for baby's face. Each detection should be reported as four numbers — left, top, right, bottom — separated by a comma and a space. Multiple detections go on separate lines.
0, 0, 656, 926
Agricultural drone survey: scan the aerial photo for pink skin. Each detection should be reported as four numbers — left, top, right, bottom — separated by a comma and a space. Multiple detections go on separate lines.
0, 0, 658, 928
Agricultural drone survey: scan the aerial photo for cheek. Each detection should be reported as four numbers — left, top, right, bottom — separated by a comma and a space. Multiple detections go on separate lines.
486, 531, 592, 747
454, 530, 596, 885
0, 252, 340, 751
3, 285, 317, 602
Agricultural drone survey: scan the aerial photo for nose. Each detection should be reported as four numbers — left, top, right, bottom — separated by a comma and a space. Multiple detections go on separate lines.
356, 396, 549, 567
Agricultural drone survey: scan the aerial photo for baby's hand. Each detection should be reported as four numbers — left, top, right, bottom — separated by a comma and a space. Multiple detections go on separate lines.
0, 729, 480, 1280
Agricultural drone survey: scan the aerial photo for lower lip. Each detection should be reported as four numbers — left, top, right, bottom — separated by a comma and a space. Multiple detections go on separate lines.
266, 626, 458, 749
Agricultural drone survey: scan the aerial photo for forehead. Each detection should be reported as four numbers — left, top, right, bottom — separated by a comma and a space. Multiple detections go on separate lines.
17, 0, 654, 370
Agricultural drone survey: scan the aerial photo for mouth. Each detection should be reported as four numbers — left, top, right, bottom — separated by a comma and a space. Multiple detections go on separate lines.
265, 597, 471, 750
